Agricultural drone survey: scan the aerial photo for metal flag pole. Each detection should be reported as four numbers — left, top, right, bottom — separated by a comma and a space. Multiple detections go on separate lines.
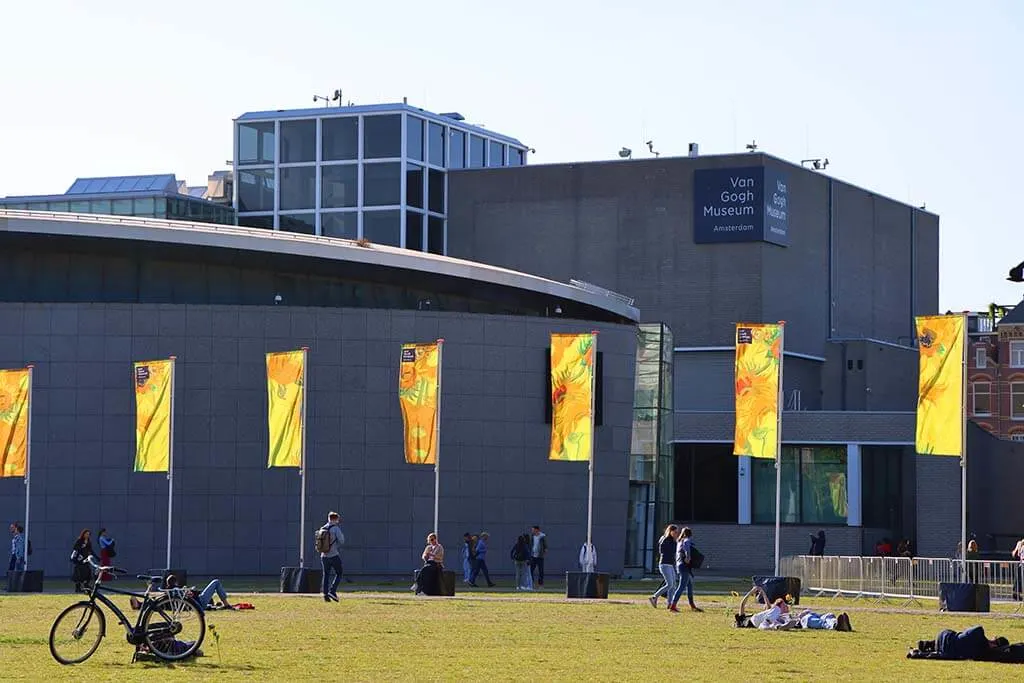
23, 365, 34, 572
166, 356, 176, 570
774, 323, 786, 577
585, 331, 599, 571
960, 314, 968, 577
433, 339, 445, 535
300, 346, 309, 568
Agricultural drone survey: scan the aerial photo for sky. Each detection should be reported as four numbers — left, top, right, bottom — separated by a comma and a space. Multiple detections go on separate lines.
1, 1, 1021, 310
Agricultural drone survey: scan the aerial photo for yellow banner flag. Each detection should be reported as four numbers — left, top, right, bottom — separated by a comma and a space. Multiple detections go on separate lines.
134, 359, 173, 473
915, 315, 965, 456
0, 368, 31, 478
399, 343, 440, 465
267, 350, 305, 468
549, 333, 596, 462
734, 323, 783, 459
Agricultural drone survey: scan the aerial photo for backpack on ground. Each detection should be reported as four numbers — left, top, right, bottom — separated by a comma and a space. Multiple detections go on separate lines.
314, 526, 333, 554
689, 545, 705, 570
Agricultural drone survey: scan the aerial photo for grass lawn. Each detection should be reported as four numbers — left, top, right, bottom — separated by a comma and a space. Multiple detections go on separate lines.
2, 588, 1024, 681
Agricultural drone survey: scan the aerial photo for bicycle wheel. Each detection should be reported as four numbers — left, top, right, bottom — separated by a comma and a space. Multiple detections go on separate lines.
141, 593, 205, 661
49, 601, 106, 665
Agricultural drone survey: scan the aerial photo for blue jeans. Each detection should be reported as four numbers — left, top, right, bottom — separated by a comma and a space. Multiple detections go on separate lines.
321, 555, 343, 596
198, 579, 228, 608
653, 563, 677, 599
669, 566, 694, 607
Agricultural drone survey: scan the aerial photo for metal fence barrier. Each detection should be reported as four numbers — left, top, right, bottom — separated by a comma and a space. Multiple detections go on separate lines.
782, 555, 1024, 607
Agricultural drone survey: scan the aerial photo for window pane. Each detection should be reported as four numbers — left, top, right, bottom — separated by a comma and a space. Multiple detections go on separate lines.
752, 449, 799, 523
90, 199, 111, 214
238, 169, 275, 212
405, 211, 424, 251
469, 135, 485, 168
133, 197, 155, 215
321, 212, 358, 239
280, 119, 316, 163
48, 201, 69, 212
321, 165, 358, 208
69, 200, 90, 213
406, 116, 424, 161
279, 166, 315, 210
428, 123, 445, 166
238, 121, 275, 164
239, 214, 274, 229
322, 117, 358, 161
427, 215, 444, 255
362, 210, 400, 246
363, 114, 401, 158
363, 162, 400, 206
406, 164, 424, 209
111, 199, 132, 215
488, 140, 505, 167
449, 130, 465, 168
427, 169, 444, 214
509, 148, 525, 166
799, 447, 847, 524
1013, 383, 1024, 419
279, 213, 316, 235
153, 198, 166, 216
973, 382, 991, 416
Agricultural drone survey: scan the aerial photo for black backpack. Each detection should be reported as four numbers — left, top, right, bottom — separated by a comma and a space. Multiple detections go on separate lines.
689, 545, 705, 570
511, 541, 528, 562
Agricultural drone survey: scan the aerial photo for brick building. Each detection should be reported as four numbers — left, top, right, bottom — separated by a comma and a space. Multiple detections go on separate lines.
968, 303, 1024, 441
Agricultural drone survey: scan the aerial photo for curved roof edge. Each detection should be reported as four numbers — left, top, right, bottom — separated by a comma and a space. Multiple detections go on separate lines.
0, 209, 638, 322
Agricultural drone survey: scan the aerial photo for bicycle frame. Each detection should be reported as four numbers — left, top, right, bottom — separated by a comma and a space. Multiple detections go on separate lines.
83, 570, 172, 644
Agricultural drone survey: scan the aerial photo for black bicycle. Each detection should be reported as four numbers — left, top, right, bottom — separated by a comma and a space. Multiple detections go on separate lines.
48, 558, 206, 665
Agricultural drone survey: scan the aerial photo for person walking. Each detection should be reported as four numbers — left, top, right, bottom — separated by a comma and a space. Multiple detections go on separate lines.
530, 525, 547, 588
1011, 537, 1024, 601
460, 532, 473, 584
70, 529, 95, 593
667, 527, 702, 613
9, 522, 26, 572
511, 534, 533, 591
317, 512, 346, 603
468, 532, 495, 587
649, 524, 679, 608
97, 528, 116, 582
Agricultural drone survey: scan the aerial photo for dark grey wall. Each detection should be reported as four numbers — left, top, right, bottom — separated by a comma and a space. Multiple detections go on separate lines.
822, 341, 918, 411
0, 303, 636, 578
449, 154, 939, 361
967, 423, 1024, 545
673, 352, 822, 412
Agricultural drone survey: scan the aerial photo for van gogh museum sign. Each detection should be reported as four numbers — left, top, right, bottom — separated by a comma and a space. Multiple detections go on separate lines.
693, 166, 789, 246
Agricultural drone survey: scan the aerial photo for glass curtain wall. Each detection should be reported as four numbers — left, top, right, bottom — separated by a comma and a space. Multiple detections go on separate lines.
626, 323, 673, 572
751, 446, 848, 525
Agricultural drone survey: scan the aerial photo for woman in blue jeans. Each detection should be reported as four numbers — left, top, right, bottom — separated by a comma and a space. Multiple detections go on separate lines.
649, 524, 679, 608
668, 527, 702, 613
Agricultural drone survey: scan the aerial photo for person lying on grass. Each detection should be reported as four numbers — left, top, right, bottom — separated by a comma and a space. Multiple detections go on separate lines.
907, 625, 1024, 662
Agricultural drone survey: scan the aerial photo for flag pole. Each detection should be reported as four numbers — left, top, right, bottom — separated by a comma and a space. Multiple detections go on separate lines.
23, 365, 34, 572
434, 339, 444, 535
774, 323, 786, 577
166, 356, 176, 570
300, 346, 309, 568
585, 331, 598, 570
960, 314, 968, 577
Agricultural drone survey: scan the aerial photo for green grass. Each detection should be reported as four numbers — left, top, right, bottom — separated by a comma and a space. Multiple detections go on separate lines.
2, 589, 1024, 681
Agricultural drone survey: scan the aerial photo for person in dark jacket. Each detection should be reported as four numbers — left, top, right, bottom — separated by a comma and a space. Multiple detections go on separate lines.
808, 530, 826, 556
649, 524, 679, 608
70, 529, 95, 592
908, 626, 1017, 661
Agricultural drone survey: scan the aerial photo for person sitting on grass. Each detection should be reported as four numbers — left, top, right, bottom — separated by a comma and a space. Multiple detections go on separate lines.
413, 532, 445, 596
131, 577, 234, 611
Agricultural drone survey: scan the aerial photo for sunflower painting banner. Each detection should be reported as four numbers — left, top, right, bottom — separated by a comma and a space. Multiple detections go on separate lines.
0, 368, 31, 478
134, 359, 173, 473
734, 323, 783, 459
267, 350, 305, 468
915, 315, 964, 456
549, 333, 596, 462
399, 342, 440, 465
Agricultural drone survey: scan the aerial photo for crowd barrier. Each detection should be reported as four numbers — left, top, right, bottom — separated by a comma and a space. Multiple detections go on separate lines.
781, 555, 1024, 607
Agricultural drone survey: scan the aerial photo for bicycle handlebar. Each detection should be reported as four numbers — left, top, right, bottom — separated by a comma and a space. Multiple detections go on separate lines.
85, 556, 127, 575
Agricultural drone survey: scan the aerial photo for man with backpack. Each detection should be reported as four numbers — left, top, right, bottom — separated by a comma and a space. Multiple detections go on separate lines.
316, 512, 346, 603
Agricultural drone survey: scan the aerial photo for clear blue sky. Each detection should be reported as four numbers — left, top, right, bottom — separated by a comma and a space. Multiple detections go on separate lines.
2, 1, 1021, 310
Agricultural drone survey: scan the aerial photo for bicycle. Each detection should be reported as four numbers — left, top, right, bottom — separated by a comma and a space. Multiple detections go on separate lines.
48, 557, 206, 665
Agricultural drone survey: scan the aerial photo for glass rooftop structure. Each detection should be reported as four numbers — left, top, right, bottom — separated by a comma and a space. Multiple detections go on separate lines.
234, 102, 529, 254
0, 174, 235, 225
